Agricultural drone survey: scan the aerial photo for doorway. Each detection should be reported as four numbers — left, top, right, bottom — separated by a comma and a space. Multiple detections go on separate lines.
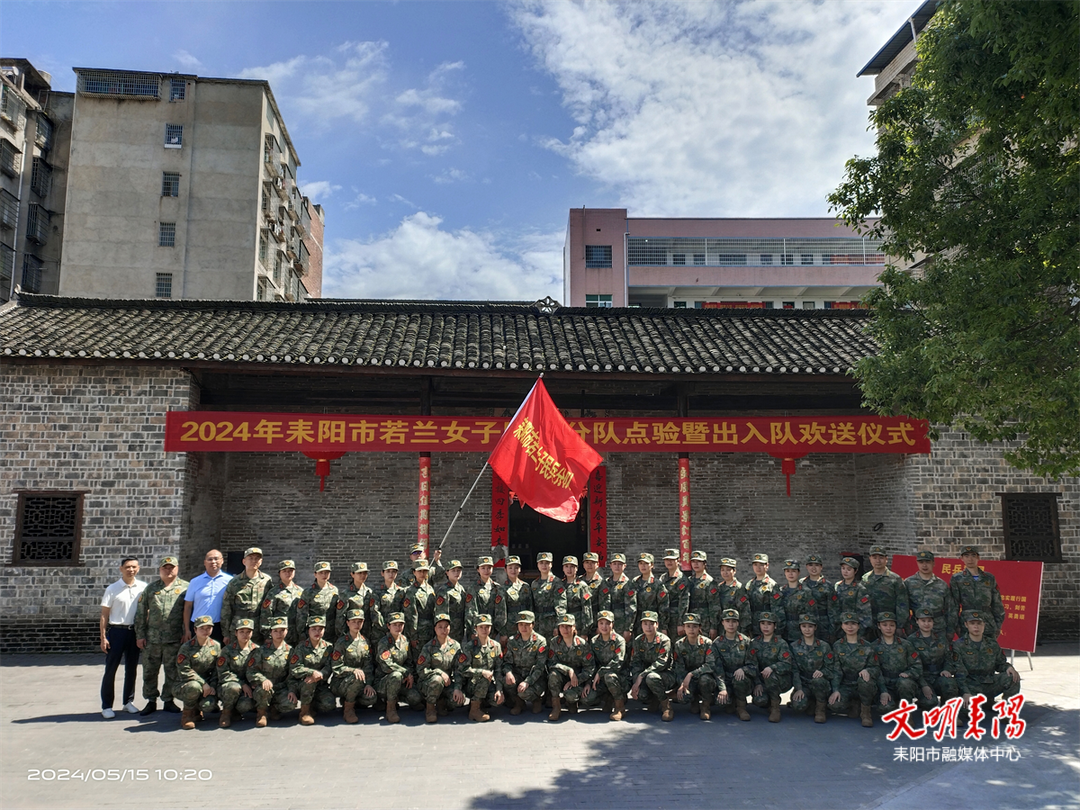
507, 498, 588, 578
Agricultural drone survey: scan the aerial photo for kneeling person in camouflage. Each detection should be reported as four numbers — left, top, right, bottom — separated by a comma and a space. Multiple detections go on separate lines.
174, 615, 221, 730
872, 612, 921, 713
375, 612, 423, 723
503, 611, 548, 716
748, 611, 793, 723
582, 610, 629, 720
217, 618, 258, 727
629, 610, 676, 721
828, 612, 879, 727
952, 610, 1020, 708
246, 616, 297, 727
288, 617, 336, 725
330, 609, 378, 724
546, 614, 595, 721
909, 607, 960, 711
458, 614, 504, 722
674, 613, 718, 721
417, 613, 466, 723
788, 613, 835, 724
713, 608, 755, 721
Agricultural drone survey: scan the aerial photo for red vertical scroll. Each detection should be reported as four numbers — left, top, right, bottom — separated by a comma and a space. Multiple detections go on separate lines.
418, 455, 431, 555
589, 466, 608, 566
678, 456, 691, 570
491, 473, 510, 567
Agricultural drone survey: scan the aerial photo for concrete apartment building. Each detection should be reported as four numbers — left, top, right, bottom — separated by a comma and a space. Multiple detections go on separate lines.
563, 208, 885, 310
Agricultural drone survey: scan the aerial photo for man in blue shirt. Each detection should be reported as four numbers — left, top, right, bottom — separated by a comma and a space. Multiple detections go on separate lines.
182, 549, 232, 642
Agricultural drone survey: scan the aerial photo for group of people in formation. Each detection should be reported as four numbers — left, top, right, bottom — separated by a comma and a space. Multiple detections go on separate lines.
127, 540, 1021, 730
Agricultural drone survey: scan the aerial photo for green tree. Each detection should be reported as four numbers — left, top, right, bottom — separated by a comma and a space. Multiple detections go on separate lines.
830, 0, 1079, 478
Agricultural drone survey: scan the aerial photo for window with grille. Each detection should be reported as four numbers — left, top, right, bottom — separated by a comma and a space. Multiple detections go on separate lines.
161, 172, 180, 197
759, 253, 772, 265
257, 278, 268, 301
0, 85, 27, 127
170, 79, 186, 101
1002, 493, 1062, 562
0, 242, 14, 288
26, 203, 49, 245
12, 492, 84, 565
693, 254, 705, 266
585, 294, 613, 308
0, 138, 20, 177
21, 254, 42, 292
35, 115, 53, 151
155, 272, 173, 298
164, 124, 183, 148
30, 157, 52, 197
801, 253, 814, 265
0, 189, 18, 230
780, 253, 794, 266
78, 70, 160, 99
584, 245, 612, 268
672, 253, 686, 266
159, 222, 176, 247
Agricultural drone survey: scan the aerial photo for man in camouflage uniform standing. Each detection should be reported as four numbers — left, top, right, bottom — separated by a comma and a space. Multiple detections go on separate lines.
373, 561, 406, 649
660, 548, 689, 641
834, 557, 873, 642
905, 550, 955, 638
579, 552, 605, 637
260, 560, 303, 645
134, 555, 188, 715
909, 607, 959, 710
630, 553, 668, 639
458, 614, 504, 722
401, 542, 446, 589
336, 562, 383, 643
216, 617, 258, 727
716, 557, 752, 636
404, 560, 437, 651
788, 613, 835, 723
777, 560, 815, 644
872, 611, 921, 713
951, 610, 1020, 705
744, 553, 778, 631
375, 611, 422, 722
330, 608, 378, 723
629, 610, 676, 721
531, 552, 567, 643
561, 556, 594, 637
501, 556, 533, 646
296, 561, 339, 642
435, 559, 469, 641
417, 613, 465, 723
221, 547, 272, 646
801, 554, 837, 642
862, 546, 909, 640
584, 610, 628, 720
601, 553, 637, 642
673, 613, 718, 720
748, 611, 792, 723
467, 556, 506, 640
950, 546, 1006, 639
685, 551, 720, 639
503, 610, 548, 716
174, 615, 221, 730
546, 614, 595, 721
828, 612, 879, 727
288, 616, 336, 725
246, 616, 296, 727
713, 608, 754, 721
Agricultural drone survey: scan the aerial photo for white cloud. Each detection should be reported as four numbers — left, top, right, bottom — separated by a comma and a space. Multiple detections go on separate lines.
173, 49, 202, 70
299, 180, 342, 200
510, 0, 897, 216
382, 59, 466, 154
431, 168, 470, 185
343, 191, 378, 211
323, 212, 562, 301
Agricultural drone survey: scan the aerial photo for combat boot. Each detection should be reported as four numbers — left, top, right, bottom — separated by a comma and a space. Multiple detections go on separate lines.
343, 701, 358, 724
531, 698, 544, 714
734, 695, 751, 722
814, 698, 827, 724
690, 697, 700, 715
660, 699, 674, 722
848, 698, 861, 719
565, 700, 578, 715
180, 708, 195, 730
299, 703, 315, 726
861, 702, 874, 728
548, 696, 561, 722
610, 699, 625, 721
700, 694, 713, 721
602, 694, 613, 713
768, 696, 781, 723
510, 696, 525, 716
218, 708, 233, 728
425, 702, 438, 724
385, 702, 400, 724
647, 697, 660, 713
437, 695, 449, 716
254, 708, 268, 728
269, 705, 281, 721
469, 701, 489, 722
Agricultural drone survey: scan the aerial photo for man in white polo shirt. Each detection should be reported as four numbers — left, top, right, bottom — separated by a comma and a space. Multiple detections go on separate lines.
100, 557, 148, 718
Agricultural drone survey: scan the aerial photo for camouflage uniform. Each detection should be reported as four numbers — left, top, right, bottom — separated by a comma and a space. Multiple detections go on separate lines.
712, 631, 756, 704
329, 631, 378, 708
582, 632, 628, 707
673, 631, 718, 705
374, 581, 407, 645
800, 576, 837, 642
375, 630, 423, 710
434, 578, 469, 641
789, 636, 836, 714
833, 579, 874, 640
531, 574, 567, 641
402, 557, 446, 589
216, 633, 258, 717
777, 582, 816, 644
744, 574, 779, 628
403, 581, 437, 651
295, 580, 340, 639
287, 634, 337, 715
862, 568, 909, 633
466, 578, 507, 639
910, 631, 960, 710
134, 573, 189, 704
872, 633, 922, 712
546, 632, 595, 705
503, 626, 548, 705
715, 576, 752, 636
220, 570, 272, 644
629, 573, 669, 636
950, 568, 1005, 639
950, 633, 1020, 700
416, 636, 464, 704
629, 630, 676, 702
686, 573, 720, 635
502, 576, 533, 632
747, 633, 793, 708
579, 569, 605, 637
336, 578, 383, 642
830, 636, 880, 714
600, 574, 637, 636
562, 578, 594, 639
245, 637, 296, 717
905, 572, 955, 638
259, 579, 303, 645
458, 636, 504, 705
174, 636, 222, 713
660, 568, 690, 639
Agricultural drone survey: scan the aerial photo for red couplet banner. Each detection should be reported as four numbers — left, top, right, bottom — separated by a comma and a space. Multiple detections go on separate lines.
892, 555, 1043, 653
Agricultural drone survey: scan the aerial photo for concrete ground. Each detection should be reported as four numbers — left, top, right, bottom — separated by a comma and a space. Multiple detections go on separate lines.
1, 644, 1077, 810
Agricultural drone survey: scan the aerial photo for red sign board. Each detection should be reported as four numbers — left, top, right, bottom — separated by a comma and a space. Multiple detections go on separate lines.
892, 555, 1043, 653
165, 412, 930, 455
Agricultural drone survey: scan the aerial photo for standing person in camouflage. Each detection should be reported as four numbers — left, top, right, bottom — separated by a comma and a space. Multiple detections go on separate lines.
601, 554, 637, 642
630, 553, 668, 638
417, 614, 465, 723
296, 561, 339, 641
435, 560, 469, 641
788, 614, 836, 724
951, 610, 1020, 706
375, 613, 422, 722
716, 558, 752, 636
862, 546, 909, 640
216, 617, 258, 727
584, 610, 628, 720
135, 555, 188, 716
673, 613, 718, 720
777, 560, 815, 644
531, 552, 567, 642
950, 546, 1006, 639
579, 552, 605, 637
467, 556, 506, 640
458, 614, 504, 722
828, 612, 879, 727
748, 611, 792, 723
287, 617, 336, 726
685, 551, 720, 639
404, 560, 437, 652
629, 611, 676, 721
174, 615, 221, 730
801, 554, 837, 642
246, 616, 297, 727
221, 547, 272, 647
546, 615, 595, 721
260, 560, 303, 645
560, 556, 594, 636
909, 608, 959, 710
744, 553, 778, 630
872, 612, 921, 713
501, 556, 533, 647
713, 609, 755, 721
833, 557, 873, 642
660, 548, 689, 640
401, 542, 446, 588
330, 609, 378, 723
373, 561, 406, 649
336, 562, 383, 643
503, 610, 548, 716
905, 551, 955, 638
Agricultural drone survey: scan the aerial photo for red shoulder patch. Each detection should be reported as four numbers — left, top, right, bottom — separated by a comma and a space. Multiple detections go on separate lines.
402, 598, 411, 608
465, 593, 473, 603
740, 595, 747, 602
458, 652, 468, 663
585, 652, 593, 660
297, 599, 306, 609
417, 655, 426, 666
538, 645, 546, 654
602, 588, 609, 594
290, 654, 299, 663
627, 590, 635, 597
262, 598, 271, 609
176, 654, 186, 664
336, 600, 345, 610
861, 597, 869, 603
658, 648, 666, 655
381, 650, 391, 660
369, 598, 376, 607
557, 587, 565, 594
494, 595, 502, 604
436, 596, 445, 605
782, 652, 790, 658
678, 583, 686, 590
216, 656, 225, 666
710, 588, 718, 594
809, 599, 816, 606
332, 650, 342, 661
247, 657, 256, 666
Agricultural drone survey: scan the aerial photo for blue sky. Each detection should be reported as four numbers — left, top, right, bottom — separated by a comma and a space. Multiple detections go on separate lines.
5, 0, 909, 301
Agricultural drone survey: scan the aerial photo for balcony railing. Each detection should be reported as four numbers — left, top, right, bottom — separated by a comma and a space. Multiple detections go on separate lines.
626, 236, 886, 267
0, 85, 28, 129
77, 70, 160, 99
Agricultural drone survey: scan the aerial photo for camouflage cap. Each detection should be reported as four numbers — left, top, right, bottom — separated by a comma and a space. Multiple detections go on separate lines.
562, 555, 579, 567
192, 615, 214, 628
683, 613, 702, 625
268, 616, 289, 630
805, 554, 824, 565
583, 552, 599, 563
447, 560, 463, 570
279, 559, 296, 570
243, 547, 263, 558
868, 545, 888, 556
721, 609, 741, 621
433, 613, 451, 625
758, 611, 778, 624
840, 557, 859, 569
477, 556, 494, 567
344, 608, 365, 622
798, 613, 817, 626
752, 553, 769, 564
638, 553, 655, 564
720, 557, 737, 568
690, 550, 707, 562
233, 617, 255, 631
506, 555, 523, 566
915, 607, 935, 619
960, 545, 980, 556
383, 560, 399, 571
410, 542, 426, 554
915, 550, 935, 562
596, 610, 615, 622
783, 559, 800, 570
963, 610, 987, 623
314, 561, 332, 572
557, 614, 576, 626
536, 552, 553, 563
516, 611, 536, 624
876, 612, 898, 623
640, 610, 659, 623
307, 616, 327, 628
351, 562, 369, 573
610, 553, 627, 564
387, 612, 406, 625
159, 555, 179, 567
839, 612, 859, 624
413, 559, 430, 572
475, 614, 493, 627
663, 548, 680, 560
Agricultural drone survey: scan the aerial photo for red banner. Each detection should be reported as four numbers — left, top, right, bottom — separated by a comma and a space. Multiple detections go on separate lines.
491, 474, 509, 567
678, 458, 691, 568
417, 456, 431, 554
165, 412, 931, 455
588, 466, 608, 566
892, 555, 1043, 653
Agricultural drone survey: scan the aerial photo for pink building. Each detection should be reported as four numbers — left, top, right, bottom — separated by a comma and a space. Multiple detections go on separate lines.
563, 208, 884, 310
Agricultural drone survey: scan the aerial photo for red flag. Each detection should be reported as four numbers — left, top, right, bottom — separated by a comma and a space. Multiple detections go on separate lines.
488, 379, 602, 522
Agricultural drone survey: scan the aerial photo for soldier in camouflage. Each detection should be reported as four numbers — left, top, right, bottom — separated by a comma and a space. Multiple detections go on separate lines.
403, 560, 437, 652
416, 614, 466, 724
288, 616, 337, 725
174, 615, 221, 730
872, 611, 922, 713
660, 548, 689, 640
601, 554, 637, 642
435, 559, 469, 641
905, 550, 956, 638
373, 561, 406, 649
629, 610, 676, 721
744, 553, 778, 630
375, 612, 422, 723
336, 562, 383, 644
531, 552, 567, 642
246, 616, 297, 727
216, 617, 258, 727
673, 613, 718, 721
583, 610, 629, 720
862, 546, 909, 640
909, 607, 959, 710
788, 614, 836, 724
748, 611, 792, 723
330, 608, 378, 724
458, 614, 504, 722
296, 561, 340, 642
221, 547, 272, 646
828, 612, 879, 727
561, 556, 594, 638
546, 614, 595, 721
630, 553, 669, 638
401, 542, 446, 589
685, 551, 720, 639
467, 556, 507, 640
950, 546, 1006, 639
579, 552, 605, 637
833, 557, 873, 642
501, 556, 533, 647
135, 555, 188, 715
777, 560, 815, 644
801, 554, 837, 642
951, 610, 1020, 705
503, 610, 548, 716
259, 560, 303, 645
713, 608, 755, 721
716, 557, 752, 636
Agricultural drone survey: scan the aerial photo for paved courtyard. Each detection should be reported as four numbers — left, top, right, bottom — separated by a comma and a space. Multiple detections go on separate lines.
1, 645, 1077, 810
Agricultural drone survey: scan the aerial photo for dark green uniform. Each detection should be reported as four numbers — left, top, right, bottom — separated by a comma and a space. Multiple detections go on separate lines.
629, 632, 676, 701
329, 633, 378, 708
800, 577, 837, 641
245, 642, 297, 715
416, 637, 463, 704
716, 578, 752, 635
583, 634, 628, 707
504, 631, 548, 704
579, 573, 605, 637
546, 634, 595, 705
629, 575, 668, 635
660, 571, 689, 638
259, 582, 303, 645
403, 582, 437, 651
777, 584, 815, 644
288, 637, 337, 714
434, 581, 468, 641
951, 636, 1020, 700
910, 631, 960, 709
673, 634, 718, 704
747, 635, 793, 706
531, 575, 567, 641
562, 579, 594, 640
949, 570, 1005, 639
789, 638, 836, 713
833, 580, 873, 640
216, 638, 257, 716
375, 634, 423, 709
502, 579, 533, 631
336, 583, 383, 642
686, 575, 720, 635
220, 571, 272, 644
134, 576, 189, 704
712, 633, 756, 703
872, 636, 922, 711
601, 575, 637, 636
295, 582, 339, 638
862, 570, 909, 631
458, 637, 504, 704
466, 580, 507, 639
830, 638, 879, 713
744, 575, 778, 628
905, 574, 955, 638
174, 638, 221, 712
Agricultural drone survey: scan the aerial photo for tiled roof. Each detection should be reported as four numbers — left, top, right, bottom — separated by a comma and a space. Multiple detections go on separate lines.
0, 294, 876, 375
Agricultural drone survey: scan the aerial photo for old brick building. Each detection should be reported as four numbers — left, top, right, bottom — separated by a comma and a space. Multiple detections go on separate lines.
1, 293, 1076, 651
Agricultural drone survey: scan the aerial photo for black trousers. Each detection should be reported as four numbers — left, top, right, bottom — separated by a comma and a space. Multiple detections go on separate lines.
101, 626, 140, 709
